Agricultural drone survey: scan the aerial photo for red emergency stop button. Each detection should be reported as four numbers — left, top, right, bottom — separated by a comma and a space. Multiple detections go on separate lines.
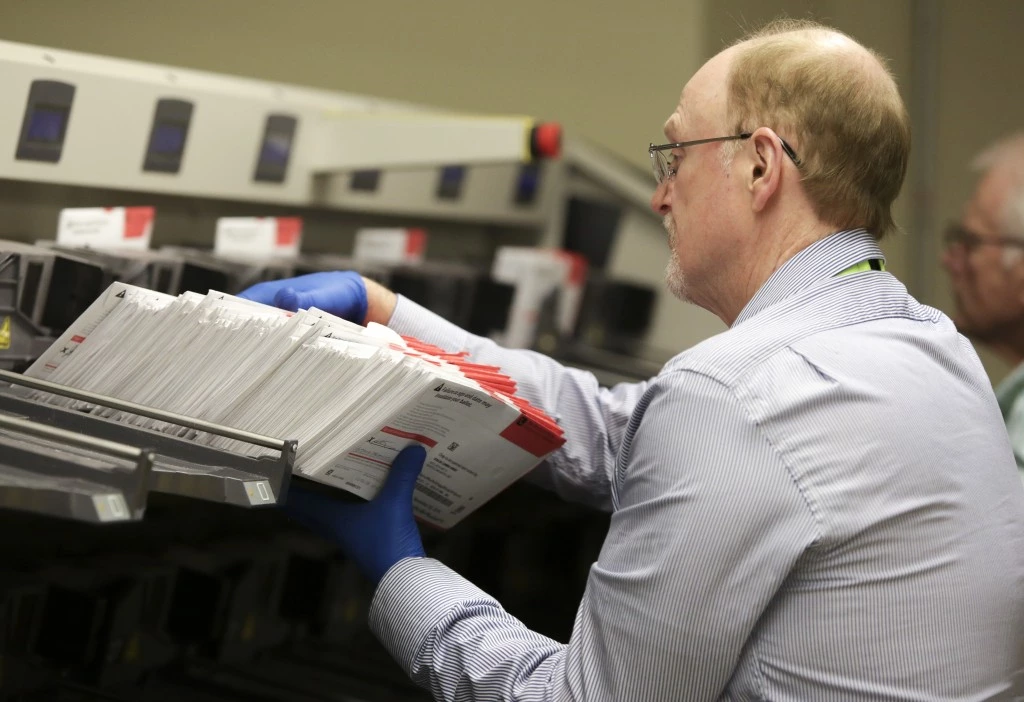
530, 122, 562, 159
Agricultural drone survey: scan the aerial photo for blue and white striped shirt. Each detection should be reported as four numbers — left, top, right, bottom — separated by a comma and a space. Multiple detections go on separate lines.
372, 228, 1024, 701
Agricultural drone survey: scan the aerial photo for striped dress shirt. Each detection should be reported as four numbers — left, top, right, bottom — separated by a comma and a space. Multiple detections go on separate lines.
371, 228, 1024, 701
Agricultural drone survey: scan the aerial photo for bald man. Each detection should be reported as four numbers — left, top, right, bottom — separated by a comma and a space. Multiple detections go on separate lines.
247, 19, 1024, 701
944, 134, 1024, 485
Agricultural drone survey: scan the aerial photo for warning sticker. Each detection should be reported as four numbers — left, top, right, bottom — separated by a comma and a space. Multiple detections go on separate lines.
0, 316, 10, 350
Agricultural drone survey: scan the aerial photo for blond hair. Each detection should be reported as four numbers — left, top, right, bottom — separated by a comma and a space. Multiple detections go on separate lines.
726, 19, 911, 239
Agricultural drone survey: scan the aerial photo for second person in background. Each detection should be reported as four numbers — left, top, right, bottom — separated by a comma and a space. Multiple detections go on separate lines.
943, 132, 1024, 485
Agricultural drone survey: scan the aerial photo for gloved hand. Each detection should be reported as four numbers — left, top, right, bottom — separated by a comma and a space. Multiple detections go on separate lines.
238, 271, 368, 323
285, 445, 428, 586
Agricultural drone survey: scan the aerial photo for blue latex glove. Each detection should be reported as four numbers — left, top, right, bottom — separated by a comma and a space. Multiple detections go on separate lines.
238, 270, 368, 323
285, 445, 428, 586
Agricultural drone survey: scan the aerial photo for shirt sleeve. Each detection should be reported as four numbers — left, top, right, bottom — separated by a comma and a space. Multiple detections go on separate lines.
387, 295, 649, 511
368, 370, 821, 702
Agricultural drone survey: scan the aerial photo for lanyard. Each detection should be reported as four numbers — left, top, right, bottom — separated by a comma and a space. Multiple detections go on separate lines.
836, 258, 885, 277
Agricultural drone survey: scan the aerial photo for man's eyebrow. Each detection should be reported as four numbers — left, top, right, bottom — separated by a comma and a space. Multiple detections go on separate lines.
664, 100, 686, 141
663, 114, 680, 141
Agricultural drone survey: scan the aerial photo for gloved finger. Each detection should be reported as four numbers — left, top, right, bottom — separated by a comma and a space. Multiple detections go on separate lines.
238, 272, 346, 304
376, 445, 428, 503
274, 277, 368, 320
272, 286, 303, 313
274, 283, 361, 316
237, 279, 283, 304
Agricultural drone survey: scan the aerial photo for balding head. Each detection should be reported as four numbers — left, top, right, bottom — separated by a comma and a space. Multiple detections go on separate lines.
725, 20, 911, 239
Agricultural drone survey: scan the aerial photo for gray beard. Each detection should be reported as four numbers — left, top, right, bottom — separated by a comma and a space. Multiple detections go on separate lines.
664, 215, 691, 302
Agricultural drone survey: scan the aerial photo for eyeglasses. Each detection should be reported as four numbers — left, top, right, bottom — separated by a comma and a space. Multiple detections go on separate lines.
648, 133, 802, 184
944, 223, 1024, 252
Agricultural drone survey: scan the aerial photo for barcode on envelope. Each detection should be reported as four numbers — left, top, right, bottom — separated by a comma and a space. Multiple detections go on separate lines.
415, 484, 453, 508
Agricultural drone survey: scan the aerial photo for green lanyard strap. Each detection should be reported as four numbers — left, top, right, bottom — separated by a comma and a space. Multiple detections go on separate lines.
836, 258, 885, 277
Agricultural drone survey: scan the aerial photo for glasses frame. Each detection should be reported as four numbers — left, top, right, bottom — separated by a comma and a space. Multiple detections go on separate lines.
944, 223, 1024, 252
648, 132, 802, 184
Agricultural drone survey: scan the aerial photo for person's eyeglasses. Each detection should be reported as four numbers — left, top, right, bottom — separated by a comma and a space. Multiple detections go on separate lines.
648, 133, 802, 184
944, 223, 1024, 252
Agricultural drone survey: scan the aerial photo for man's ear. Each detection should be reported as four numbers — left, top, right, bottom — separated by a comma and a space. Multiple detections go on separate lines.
748, 127, 784, 213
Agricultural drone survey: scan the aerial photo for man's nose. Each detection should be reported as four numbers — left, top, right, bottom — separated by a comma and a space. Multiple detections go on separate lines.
650, 181, 671, 215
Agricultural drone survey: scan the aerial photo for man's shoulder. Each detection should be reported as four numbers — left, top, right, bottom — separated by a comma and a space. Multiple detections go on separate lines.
659, 319, 785, 388
661, 274, 949, 387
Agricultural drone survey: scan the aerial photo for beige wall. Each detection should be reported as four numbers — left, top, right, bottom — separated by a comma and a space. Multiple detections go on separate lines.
0, 0, 703, 173
2, 0, 1023, 376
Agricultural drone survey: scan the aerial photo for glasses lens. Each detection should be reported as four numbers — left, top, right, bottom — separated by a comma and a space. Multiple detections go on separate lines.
649, 148, 664, 183
650, 149, 672, 184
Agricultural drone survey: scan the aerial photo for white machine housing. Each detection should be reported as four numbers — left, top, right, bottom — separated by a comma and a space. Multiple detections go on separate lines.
0, 39, 557, 226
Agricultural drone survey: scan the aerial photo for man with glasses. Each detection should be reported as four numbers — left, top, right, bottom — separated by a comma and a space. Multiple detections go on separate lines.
943, 133, 1024, 484
243, 19, 1024, 702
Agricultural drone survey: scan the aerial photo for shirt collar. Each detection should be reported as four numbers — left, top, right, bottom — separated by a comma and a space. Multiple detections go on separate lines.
733, 228, 885, 327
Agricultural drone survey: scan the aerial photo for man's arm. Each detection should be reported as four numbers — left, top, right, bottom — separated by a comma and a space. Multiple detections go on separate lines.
380, 285, 649, 512
369, 371, 821, 701
240, 274, 649, 510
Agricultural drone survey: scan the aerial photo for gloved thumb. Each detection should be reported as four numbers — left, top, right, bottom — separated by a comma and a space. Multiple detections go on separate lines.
376, 445, 428, 503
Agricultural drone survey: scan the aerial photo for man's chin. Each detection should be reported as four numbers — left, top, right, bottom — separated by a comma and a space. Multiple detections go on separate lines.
665, 260, 688, 302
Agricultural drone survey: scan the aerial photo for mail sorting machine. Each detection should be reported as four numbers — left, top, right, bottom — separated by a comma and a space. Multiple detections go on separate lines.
0, 362, 600, 701
0, 247, 599, 700
0, 361, 440, 701
0, 504, 438, 700
0, 241, 298, 372
0, 40, 619, 699
0, 282, 604, 700
0, 369, 294, 520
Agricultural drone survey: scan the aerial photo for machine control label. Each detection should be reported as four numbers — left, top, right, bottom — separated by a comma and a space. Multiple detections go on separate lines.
0, 316, 9, 350
243, 480, 274, 505
214, 217, 303, 258
353, 227, 426, 264
57, 206, 155, 251
92, 493, 130, 522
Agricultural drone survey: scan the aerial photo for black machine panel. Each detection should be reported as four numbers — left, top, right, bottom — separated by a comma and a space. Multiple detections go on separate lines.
175, 263, 231, 296
39, 256, 105, 331
253, 113, 298, 184
513, 162, 542, 206
15, 79, 76, 163
350, 169, 382, 192
436, 165, 466, 201
143, 98, 194, 174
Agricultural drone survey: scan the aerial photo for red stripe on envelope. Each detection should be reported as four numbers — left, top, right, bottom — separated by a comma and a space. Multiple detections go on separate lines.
381, 425, 437, 448
500, 415, 565, 457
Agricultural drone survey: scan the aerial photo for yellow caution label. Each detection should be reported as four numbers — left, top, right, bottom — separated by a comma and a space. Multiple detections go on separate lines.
241, 613, 257, 642
123, 633, 141, 662
0, 316, 9, 350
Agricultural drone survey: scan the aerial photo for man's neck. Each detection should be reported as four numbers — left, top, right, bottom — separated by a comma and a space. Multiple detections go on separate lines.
715, 221, 837, 326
